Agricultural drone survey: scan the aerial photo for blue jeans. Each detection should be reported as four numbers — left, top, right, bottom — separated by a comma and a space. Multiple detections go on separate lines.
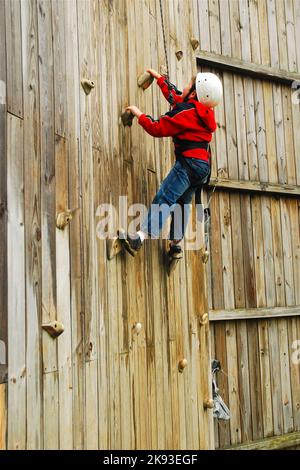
141, 158, 210, 239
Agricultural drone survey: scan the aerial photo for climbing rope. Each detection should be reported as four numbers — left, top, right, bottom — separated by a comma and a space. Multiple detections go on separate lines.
159, 0, 169, 79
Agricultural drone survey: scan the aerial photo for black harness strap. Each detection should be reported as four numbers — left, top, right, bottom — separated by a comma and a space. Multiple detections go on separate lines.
176, 152, 211, 206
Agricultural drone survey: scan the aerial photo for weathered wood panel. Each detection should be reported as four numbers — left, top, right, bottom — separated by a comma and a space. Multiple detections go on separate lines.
0, 0, 8, 386
0, 383, 6, 449
2, 0, 300, 451
5, 0, 23, 118
7, 114, 26, 450
21, 0, 43, 449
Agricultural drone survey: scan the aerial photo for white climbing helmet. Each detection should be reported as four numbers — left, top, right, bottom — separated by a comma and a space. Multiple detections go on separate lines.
196, 72, 223, 108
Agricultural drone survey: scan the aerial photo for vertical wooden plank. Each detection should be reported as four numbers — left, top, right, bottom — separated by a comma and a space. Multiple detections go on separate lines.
208, 0, 221, 54
210, 192, 224, 309
64, 0, 85, 450
285, 0, 297, 72
142, 4, 155, 174
249, 196, 265, 440
224, 74, 238, 180
247, 319, 263, 441
219, 191, 241, 445
278, 318, 294, 433
0, 0, 8, 386
77, 0, 99, 449
184, 232, 200, 448
282, 85, 296, 186
0, 383, 7, 449
52, 0, 67, 138
43, 371, 59, 449
263, 83, 278, 184
241, 195, 256, 308
215, 74, 228, 178
219, 0, 231, 56
239, 1, 258, 184
260, 196, 276, 437
291, 91, 300, 186
261, 196, 276, 307
257, 0, 270, 66
229, 0, 241, 60
236, 320, 252, 442
244, 78, 259, 181
289, 199, 300, 306
136, 4, 156, 446
288, 317, 300, 431
234, 76, 249, 181
55, 135, 73, 449
249, 0, 261, 64
225, 321, 241, 445
239, 0, 251, 61
268, 316, 283, 437
266, 0, 279, 69
276, 0, 288, 71
271, 198, 285, 306
96, 1, 111, 451
107, 3, 123, 451
254, 80, 268, 183
219, 193, 234, 310
210, 326, 219, 448
144, 171, 159, 450
273, 84, 287, 184
197, 0, 210, 51
251, 196, 266, 308
280, 199, 295, 307
21, 0, 42, 449
37, 0, 59, 450
5, 0, 23, 117
230, 193, 245, 309
214, 322, 230, 447
294, 0, 300, 73
7, 114, 26, 450
258, 319, 274, 436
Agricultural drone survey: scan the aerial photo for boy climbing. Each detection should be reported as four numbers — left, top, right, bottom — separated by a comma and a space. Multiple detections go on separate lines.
120, 69, 222, 259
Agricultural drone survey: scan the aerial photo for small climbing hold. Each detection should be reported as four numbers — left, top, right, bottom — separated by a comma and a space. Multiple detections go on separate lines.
106, 236, 123, 260
137, 71, 154, 90
132, 322, 142, 335
190, 38, 200, 50
56, 210, 73, 230
202, 250, 210, 264
42, 321, 64, 338
178, 358, 188, 373
175, 50, 183, 61
203, 398, 214, 409
200, 313, 209, 326
121, 110, 135, 127
81, 78, 95, 95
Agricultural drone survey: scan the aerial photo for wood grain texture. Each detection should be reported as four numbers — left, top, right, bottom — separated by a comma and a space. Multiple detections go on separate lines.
5, 0, 23, 117
0, 384, 7, 449
0, 0, 8, 386
3, 0, 300, 452
7, 114, 26, 450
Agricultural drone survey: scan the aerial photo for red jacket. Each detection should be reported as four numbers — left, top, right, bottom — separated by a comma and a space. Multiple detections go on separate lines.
138, 76, 217, 161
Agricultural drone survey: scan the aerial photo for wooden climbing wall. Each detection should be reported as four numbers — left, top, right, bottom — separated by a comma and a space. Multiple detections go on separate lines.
197, 0, 300, 449
0, 0, 299, 451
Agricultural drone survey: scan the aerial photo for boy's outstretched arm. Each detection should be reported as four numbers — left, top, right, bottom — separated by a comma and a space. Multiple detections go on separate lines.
125, 104, 182, 137
147, 69, 183, 106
